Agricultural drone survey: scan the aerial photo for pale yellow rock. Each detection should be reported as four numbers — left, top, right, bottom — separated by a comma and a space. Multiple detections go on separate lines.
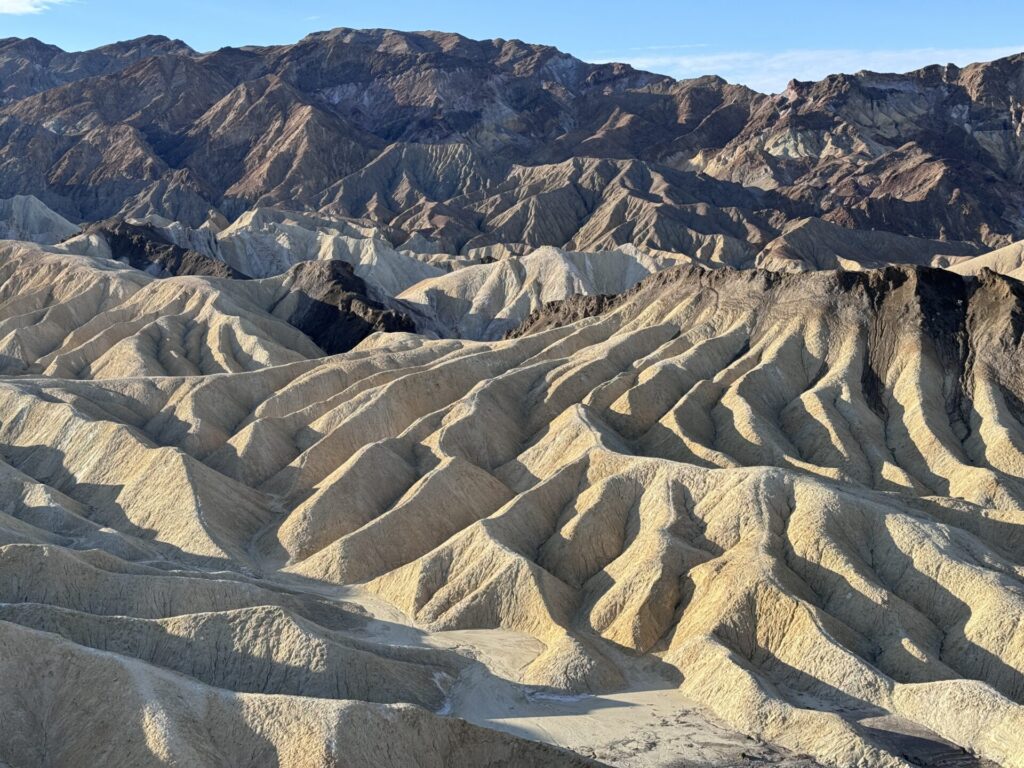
3, 244, 1024, 767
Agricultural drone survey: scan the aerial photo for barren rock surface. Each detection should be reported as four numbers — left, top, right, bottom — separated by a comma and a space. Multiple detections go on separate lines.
0, 236, 1019, 766
2, 25, 1023, 768
1, 30, 1022, 254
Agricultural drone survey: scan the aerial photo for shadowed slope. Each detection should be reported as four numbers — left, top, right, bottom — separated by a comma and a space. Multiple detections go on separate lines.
1, 30, 1022, 253
0, 260, 1020, 765
0, 242, 419, 376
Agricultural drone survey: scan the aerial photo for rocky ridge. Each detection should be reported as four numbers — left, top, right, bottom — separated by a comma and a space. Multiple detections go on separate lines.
0, 236, 1022, 765
0, 30, 1020, 256
2, 27, 1024, 768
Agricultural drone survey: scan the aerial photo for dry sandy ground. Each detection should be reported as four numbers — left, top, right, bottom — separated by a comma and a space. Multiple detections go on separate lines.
274, 536, 999, 765
314, 581, 984, 768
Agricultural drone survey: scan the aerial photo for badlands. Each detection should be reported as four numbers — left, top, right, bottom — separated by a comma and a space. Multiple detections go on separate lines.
1, 24, 1024, 768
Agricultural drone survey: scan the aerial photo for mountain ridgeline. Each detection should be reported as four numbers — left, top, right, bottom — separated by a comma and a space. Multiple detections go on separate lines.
0, 28, 1022, 261
4, 27, 1024, 768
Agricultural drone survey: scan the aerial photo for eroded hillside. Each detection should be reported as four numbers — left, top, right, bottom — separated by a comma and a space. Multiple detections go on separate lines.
0, 239, 1021, 765
2, 25, 1024, 768
1, 29, 1022, 256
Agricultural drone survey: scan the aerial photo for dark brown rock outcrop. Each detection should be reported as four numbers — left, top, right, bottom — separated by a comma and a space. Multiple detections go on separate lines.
273, 260, 417, 353
87, 219, 246, 278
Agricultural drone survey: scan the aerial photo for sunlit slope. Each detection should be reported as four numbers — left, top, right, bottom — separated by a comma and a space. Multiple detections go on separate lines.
2, 261, 1024, 765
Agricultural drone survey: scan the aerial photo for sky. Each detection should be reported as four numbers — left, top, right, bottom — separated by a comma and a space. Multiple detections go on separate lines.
2, 0, 1023, 93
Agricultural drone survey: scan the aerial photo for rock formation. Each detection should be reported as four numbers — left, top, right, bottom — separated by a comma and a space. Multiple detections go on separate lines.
398, 244, 678, 339
0, 194, 79, 244
2, 25, 1024, 768
84, 218, 247, 278
0, 29, 1020, 257
0, 232, 1020, 765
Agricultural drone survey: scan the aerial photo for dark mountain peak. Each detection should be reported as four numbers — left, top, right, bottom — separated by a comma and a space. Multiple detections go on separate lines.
86, 218, 245, 278
0, 36, 63, 58
0, 28, 1021, 248
278, 259, 417, 353
88, 34, 194, 55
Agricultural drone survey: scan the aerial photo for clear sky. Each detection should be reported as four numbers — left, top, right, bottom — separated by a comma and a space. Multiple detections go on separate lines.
2, 0, 1023, 93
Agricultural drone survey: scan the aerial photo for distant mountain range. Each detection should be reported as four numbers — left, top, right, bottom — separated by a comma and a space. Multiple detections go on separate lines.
7, 27, 1024, 768
1, 28, 1022, 259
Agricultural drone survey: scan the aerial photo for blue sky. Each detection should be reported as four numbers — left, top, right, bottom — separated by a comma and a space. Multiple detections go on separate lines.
2, 0, 1023, 92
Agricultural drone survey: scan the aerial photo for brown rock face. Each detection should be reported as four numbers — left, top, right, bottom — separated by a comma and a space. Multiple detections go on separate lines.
4, 28, 1020, 254
274, 259, 417, 353
0, 34, 193, 102
701, 61, 1024, 247
87, 219, 247, 278
505, 293, 624, 338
